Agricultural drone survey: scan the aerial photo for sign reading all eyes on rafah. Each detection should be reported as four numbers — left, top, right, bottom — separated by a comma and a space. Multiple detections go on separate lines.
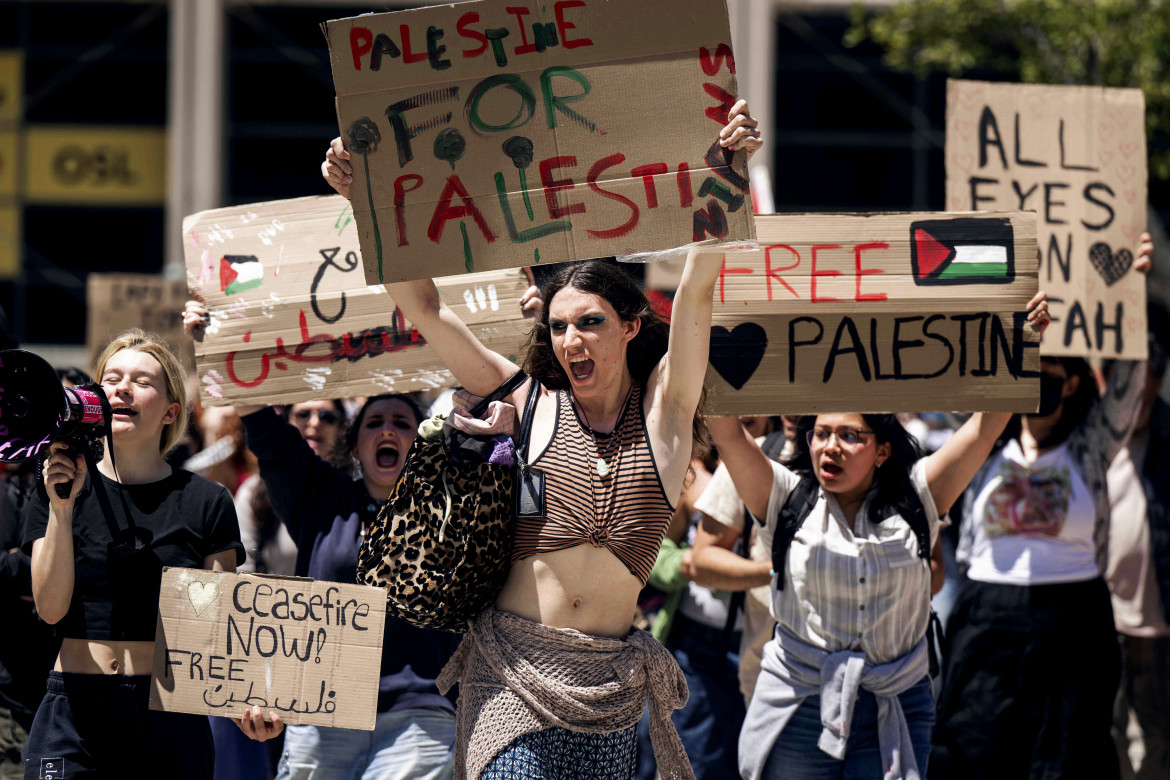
324, 0, 754, 285
183, 194, 532, 408
945, 79, 1147, 360
674, 212, 1041, 416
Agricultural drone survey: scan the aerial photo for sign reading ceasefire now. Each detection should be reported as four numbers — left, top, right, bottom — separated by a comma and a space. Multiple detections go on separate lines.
184, 194, 533, 408
325, 0, 754, 284
946, 79, 1147, 360
151, 568, 386, 730
683, 212, 1042, 415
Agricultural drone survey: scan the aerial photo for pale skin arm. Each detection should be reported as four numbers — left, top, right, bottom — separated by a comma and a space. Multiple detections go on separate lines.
705, 416, 773, 522
30, 441, 86, 624
689, 515, 771, 591
922, 291, 1051, 515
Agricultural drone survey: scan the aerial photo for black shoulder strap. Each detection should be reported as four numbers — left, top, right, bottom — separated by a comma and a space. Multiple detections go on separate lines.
771, 477, 820, 591
770, 476, 932, 591
467, 369, 529, 419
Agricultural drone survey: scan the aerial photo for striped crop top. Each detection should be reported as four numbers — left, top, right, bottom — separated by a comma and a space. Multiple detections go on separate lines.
511, 383, 675, 585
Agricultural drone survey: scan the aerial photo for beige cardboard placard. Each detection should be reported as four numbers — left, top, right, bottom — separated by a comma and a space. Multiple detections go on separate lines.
325, 0, 753, 284
184, 194, 532, 408
86, 273, 195, 372
150, 568, 386, 730
695, 212, 1040, 415
945, 79, 1147, 359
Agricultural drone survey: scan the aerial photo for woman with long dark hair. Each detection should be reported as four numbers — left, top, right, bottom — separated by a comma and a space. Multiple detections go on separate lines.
702, 290, 1051, 780
321, 101, 760, 779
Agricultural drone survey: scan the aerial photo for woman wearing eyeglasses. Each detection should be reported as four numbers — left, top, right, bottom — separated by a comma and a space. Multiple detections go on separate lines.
704, 293, 1050, 780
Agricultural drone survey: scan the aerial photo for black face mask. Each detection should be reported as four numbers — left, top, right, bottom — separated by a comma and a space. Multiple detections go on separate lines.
1028, 374, 1067, 418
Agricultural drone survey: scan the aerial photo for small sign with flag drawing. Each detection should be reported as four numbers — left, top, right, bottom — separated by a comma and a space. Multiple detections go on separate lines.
220, 255, 264, 295
909, 217, 1015, 286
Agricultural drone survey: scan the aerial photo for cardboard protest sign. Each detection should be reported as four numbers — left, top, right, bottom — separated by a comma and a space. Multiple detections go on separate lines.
683, 212, 1041, 415
184, 194, 532, 408
946, 79, 1147, 359
151, 568, 386, 730
86, 274, 196, 371
325, 0, 753, 284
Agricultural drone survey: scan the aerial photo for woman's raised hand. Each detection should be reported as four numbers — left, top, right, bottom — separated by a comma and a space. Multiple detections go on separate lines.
720, 99, 761, 157
1026, 290, 1051, 338
322, 137, 352, 199
42, 441, 86, 506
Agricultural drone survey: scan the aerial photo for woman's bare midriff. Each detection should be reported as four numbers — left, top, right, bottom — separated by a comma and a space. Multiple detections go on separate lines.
495, 545, 643, 638
55, 638, 155, 675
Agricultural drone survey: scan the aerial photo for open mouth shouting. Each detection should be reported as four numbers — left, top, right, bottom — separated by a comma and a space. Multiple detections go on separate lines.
819, 461, 844, 481
568, 355, 595, 382
374, 441, 400, 471
110, 404, 138, 420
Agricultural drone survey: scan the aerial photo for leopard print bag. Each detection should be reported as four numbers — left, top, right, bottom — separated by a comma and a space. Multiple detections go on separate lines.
359, 373, 539, 632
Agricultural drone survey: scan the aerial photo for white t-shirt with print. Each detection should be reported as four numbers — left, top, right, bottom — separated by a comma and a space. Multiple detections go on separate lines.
966, 438, 1099, 586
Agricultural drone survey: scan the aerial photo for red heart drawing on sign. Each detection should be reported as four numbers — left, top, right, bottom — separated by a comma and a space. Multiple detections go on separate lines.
1123, 189, 1138, 204
955, 86, 983, 110
953, 152, 975, 173
953, 119, 975, 142
1099, 150, 1114, 167
1119, 141, 1139, 158
1099, 122, 1113, 144
949, 194, 965, 210
1118, 163, 1137, 182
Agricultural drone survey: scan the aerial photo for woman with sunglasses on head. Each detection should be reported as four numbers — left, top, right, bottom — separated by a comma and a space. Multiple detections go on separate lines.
931, 239, 1154, 780
22, 330, 280, 779
320, 100, 760, 779
705, 293, 1050, 780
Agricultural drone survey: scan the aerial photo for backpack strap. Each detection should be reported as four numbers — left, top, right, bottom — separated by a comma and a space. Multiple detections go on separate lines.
770, 477, 820, 592
769, 474, 932, 591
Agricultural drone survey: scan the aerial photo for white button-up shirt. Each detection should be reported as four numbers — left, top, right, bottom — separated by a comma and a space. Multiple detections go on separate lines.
759, 460, 942, 665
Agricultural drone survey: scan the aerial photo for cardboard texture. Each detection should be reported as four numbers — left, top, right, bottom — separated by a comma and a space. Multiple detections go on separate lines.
150, 568, 387, 730
325, 0, 753, 284
673, 212, 1041, 415
945, 79, 1147, 359
86, 273, 196, 372
184, 194, 532, 408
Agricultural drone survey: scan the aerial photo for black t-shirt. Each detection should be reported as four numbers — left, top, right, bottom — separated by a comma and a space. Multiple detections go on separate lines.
23, 469, 244, 640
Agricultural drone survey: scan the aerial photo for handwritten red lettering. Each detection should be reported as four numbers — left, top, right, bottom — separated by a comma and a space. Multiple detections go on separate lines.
394, 174, 425, 247
764, 245, 800, 300
586, 154, 639, 239
554, 1, 593, 50
427, 176, 497, 244
350, 27, 373, 71
457, 12, 488, 57
719, 254, 753, 304
810, 245, 841, 303
506, 7, 538, 54
630, 163, 668, 208
398, 24, 428, 64
540, 156, 585, 219
699, 44, 735, 76
677, 163, 693, 207
703, 82, 736, 125
853, 242, 888, 302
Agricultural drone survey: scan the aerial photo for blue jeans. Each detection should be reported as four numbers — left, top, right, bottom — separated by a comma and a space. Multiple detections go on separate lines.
762, 676, 934, 780
276, 707, 455, 780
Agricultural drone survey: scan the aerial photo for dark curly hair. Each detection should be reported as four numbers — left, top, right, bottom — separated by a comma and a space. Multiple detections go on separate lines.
521, 258, 707, 444
785, 414, 924, 525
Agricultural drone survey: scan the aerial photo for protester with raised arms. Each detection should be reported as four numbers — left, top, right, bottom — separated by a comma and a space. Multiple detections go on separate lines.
931, 237, 1153, 780
702, 289, 1050, 779
22, 329, 279, 779
321, 99, 760, 779
186, 295, 462, 780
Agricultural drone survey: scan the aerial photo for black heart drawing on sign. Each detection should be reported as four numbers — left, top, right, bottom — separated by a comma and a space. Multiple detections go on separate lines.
709, 323, 768, 390
1088, 242, 1133, 287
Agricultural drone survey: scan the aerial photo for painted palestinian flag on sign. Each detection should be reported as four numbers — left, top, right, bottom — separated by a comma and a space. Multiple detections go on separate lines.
909, 218, 1015, 286
219, 255, 263, 295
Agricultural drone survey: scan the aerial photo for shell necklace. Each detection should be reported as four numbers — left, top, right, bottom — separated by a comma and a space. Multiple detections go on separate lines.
572, 386, 632, 479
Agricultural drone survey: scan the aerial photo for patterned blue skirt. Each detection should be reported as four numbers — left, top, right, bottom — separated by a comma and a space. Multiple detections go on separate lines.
480, 725, 638, 779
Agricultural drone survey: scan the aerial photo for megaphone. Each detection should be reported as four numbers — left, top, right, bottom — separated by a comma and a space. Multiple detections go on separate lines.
0, 349, 111, 498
